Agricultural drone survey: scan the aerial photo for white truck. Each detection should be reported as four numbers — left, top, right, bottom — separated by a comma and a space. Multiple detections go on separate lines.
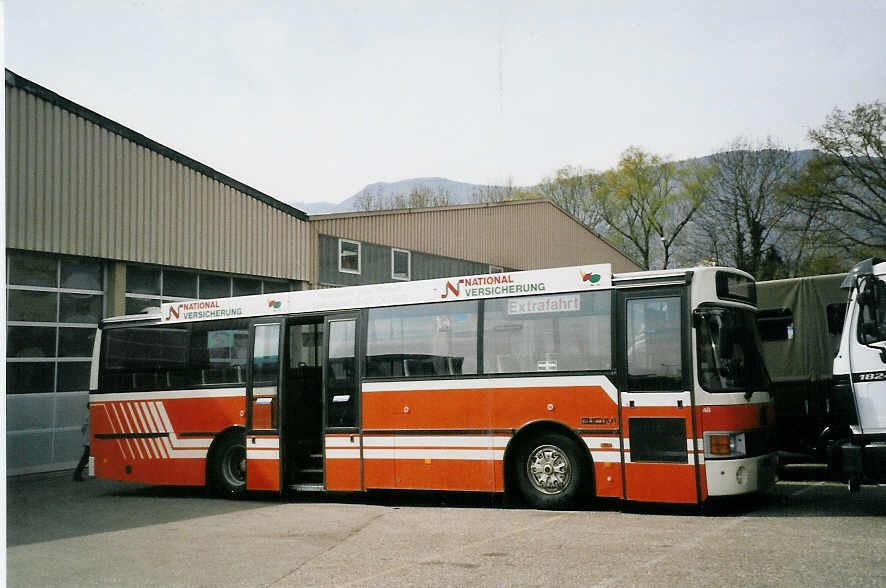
830, 257, 886, 491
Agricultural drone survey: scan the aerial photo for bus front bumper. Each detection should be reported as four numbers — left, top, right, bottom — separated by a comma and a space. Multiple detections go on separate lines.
706, 452, 778, 496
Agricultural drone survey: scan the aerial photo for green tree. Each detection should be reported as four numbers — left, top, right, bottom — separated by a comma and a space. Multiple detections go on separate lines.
536, 166, 605, 231
598, 147, 712, 270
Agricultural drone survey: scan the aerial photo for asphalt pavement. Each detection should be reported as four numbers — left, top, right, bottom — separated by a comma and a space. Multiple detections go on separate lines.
6, 471, 886, 587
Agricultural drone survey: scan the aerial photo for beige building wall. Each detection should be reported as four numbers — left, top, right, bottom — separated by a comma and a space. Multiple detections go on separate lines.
310, 200, 641, 279
5, 72, 312, 282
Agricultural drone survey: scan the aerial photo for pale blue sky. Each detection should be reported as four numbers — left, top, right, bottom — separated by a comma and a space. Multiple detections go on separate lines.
5, 1, 885, 206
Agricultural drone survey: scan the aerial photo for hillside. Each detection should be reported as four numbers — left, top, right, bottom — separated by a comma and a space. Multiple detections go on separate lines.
291, 150, 818, 216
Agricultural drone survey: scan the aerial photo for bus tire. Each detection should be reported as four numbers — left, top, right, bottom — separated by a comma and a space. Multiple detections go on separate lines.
210, 431, 246, 499
515, 431, 586, 509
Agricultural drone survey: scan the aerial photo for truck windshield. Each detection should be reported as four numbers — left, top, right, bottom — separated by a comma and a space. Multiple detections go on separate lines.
696, 306, 771, 394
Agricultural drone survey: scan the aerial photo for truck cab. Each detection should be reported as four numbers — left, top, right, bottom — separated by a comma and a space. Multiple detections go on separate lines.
830, 257, 886, 490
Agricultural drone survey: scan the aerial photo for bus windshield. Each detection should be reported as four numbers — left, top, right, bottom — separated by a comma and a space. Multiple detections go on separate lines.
696, 306, 770, 394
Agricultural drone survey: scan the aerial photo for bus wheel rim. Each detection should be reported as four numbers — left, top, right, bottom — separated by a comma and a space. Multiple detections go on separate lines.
526, 444, 571, 495
222, 445, 246, 486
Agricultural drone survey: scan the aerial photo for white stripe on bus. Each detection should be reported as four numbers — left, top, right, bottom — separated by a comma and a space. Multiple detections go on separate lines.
138, 403, 166, 459
105, 403, 133, 460
582, 437, 621, 450
248, 438, 279, 449
114, 403, 135, 458
128, 404, 155, 459
90, 387, 246, 402
362, 435, 510, 449
325, 437, 360, 448
589, 451, 622, 463
326, 449, 361, 459
620, 392, 691, 407
362, 375, 617, 405
363, 448, 506, 461
246, 449, 279, 460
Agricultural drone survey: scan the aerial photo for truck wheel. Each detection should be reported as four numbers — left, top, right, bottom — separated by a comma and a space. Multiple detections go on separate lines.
515, 432, 586, 509
210, 432, 246, 499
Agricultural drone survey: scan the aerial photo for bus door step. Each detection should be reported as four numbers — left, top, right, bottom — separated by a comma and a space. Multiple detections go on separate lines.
288, 483, 324, 492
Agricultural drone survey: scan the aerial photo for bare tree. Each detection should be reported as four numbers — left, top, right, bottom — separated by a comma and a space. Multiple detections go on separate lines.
354, 184, 454, 211
791, 100, 886, 257
693, 138, 797, 279
470, 180, 538, 204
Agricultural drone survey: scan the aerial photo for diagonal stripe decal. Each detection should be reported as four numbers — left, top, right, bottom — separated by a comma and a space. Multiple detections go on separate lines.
92, 400, 213, 461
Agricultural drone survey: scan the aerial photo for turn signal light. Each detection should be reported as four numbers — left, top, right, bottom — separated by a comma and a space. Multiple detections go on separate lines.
704, 431, 747, 458
709, 434, 731, 455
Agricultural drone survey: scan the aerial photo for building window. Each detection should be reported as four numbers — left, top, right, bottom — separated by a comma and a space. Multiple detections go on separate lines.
338, 239, 361, 274
233, 277, 261, 297
6, 251, 105, 395
262, 279, 291, 294
392, 249, 411, 281
198, 273, 230, 299
489, 265, 504, 273
125, 264, 292, 314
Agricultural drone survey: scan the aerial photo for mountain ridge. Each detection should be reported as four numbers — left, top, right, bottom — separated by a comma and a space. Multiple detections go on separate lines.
290, 149, 818, 216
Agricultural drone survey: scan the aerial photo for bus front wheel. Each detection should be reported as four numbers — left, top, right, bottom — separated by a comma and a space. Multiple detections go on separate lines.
210, 432, 246, 499
515, 432, 586, 509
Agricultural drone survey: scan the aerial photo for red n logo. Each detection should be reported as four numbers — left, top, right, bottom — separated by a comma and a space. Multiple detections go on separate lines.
441, 281, 460, 299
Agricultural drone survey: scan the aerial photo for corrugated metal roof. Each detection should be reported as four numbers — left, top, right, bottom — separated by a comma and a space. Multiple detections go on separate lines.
311, 199, 642, 272
5, 70, 313, 280
5, 69, 308, 221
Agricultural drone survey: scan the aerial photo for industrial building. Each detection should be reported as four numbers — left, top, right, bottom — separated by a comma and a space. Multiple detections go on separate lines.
5, 69, 639, 475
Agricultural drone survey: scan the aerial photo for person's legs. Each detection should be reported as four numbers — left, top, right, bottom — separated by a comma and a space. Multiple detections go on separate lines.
73, 445, 89, 481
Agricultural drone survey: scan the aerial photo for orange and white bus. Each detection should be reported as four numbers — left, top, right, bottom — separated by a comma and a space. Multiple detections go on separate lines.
89, 263, 777, 507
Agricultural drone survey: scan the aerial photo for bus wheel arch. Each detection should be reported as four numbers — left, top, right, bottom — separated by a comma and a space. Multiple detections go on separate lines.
207, 427, 247, 499
504, 421, 593, 509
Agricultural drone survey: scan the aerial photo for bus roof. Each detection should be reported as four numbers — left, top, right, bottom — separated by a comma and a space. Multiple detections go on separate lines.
108, 263, 749, 326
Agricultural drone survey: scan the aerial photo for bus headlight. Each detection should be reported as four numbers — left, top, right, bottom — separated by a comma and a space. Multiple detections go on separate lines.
704, 432, 747, 458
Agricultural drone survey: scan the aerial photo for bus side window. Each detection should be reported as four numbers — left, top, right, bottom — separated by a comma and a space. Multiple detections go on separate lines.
327, 320, 357, 428
626, 297, 682, 391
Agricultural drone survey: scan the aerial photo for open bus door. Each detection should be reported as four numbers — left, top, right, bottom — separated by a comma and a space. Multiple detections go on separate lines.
245, 319, 284, 492
617, 288, 700, 503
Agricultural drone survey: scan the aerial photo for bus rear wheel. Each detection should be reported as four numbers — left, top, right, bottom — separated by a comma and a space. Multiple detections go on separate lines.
515, 431, 586, 509
210, 432, 246, 499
